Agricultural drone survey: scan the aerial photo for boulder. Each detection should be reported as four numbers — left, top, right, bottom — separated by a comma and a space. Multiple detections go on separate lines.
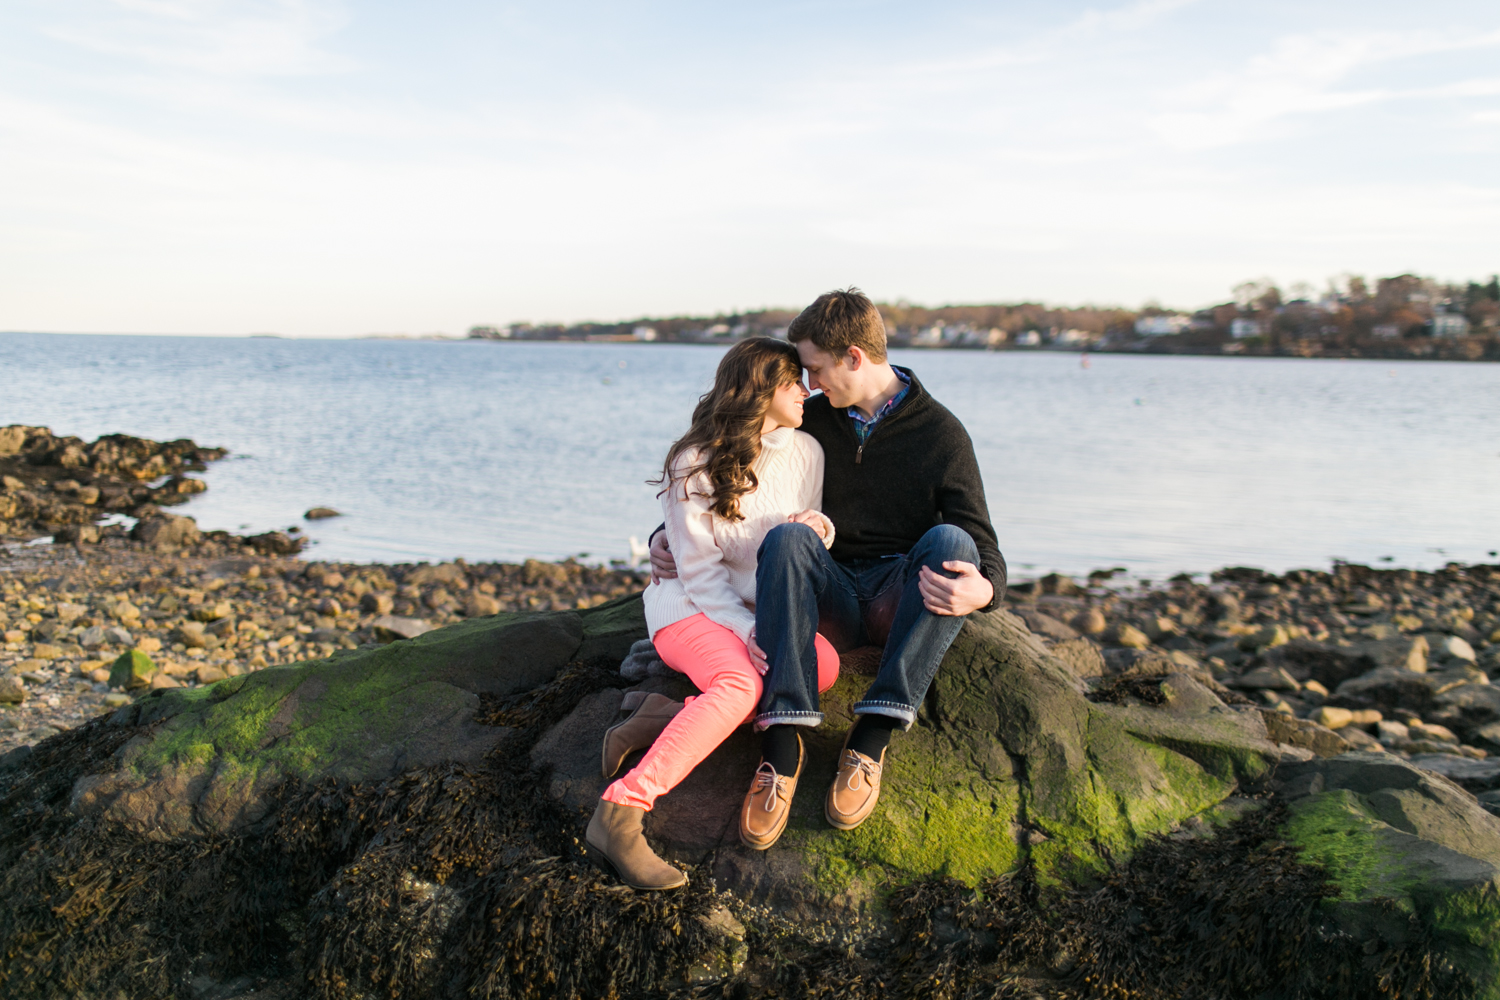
1263, 636, 1427, 688
69, 598, 646, 840
1278, 753, 1500, 984
304, 507, 342, 520
130, 513, 201, 551
1012, 607, 1080, 641
1049, 637, 1106, 678
535, 608, 1277, 908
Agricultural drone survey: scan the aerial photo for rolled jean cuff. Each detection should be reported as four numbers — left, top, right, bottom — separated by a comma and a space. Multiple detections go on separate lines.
852, 700, 916, 729
753, 710, 824, 732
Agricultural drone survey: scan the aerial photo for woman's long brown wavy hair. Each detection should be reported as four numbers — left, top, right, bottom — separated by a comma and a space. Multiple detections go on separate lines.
654, 337, 803, 522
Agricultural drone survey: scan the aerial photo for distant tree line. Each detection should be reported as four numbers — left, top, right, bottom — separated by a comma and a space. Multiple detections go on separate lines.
468, 272, 1500, 361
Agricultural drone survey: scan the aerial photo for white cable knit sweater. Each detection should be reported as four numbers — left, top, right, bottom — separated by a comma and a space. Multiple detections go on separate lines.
643, 426, 833, 645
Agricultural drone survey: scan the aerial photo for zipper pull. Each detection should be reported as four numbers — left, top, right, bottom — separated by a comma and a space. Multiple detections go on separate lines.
856, 444, 864, 464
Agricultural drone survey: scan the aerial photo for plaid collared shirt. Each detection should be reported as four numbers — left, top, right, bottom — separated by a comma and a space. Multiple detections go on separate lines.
847, 369, 911, 443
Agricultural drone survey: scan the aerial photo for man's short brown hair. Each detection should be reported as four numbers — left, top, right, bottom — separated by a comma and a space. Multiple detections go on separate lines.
786, 287, 888, 363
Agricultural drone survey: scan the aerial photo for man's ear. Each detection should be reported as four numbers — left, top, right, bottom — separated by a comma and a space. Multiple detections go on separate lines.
844, 346, 866, 370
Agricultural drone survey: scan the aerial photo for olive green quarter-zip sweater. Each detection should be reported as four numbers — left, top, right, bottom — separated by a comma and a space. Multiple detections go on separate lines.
799, 366, 1007, 612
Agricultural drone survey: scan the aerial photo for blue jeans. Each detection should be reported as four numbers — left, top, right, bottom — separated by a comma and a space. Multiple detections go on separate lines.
753, 523, 978, 729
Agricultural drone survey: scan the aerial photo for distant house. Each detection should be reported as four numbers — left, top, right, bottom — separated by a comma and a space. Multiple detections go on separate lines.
912, 324, 945, 347
1229, 317, 1264, 339
632, 326, 658, 342
1054, 328, 1098, 346
1014, 330, 1041, 346
467, 325, 506, 339
1431, 314, 1471, 338
1134, 314, 1191, 336
705, 323, 732, 337
1371, 324, 1400, 339
986, 328, 1008, 347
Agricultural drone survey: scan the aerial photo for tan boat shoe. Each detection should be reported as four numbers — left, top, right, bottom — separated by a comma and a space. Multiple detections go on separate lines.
738, 735, 804, 851
601, 691, 684, 778
824, 739, 885, 831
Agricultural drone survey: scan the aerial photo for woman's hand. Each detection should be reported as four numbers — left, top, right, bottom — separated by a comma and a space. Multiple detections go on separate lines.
787, 509, 828, 539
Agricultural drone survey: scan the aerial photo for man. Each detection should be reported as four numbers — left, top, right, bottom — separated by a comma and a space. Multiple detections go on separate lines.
651, 288, 1006, 849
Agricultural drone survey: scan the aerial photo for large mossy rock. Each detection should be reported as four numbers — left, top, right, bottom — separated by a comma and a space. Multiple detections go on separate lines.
69, 598, 645, 838
537, 606, 1278, 914
1278, 753, 1500, 993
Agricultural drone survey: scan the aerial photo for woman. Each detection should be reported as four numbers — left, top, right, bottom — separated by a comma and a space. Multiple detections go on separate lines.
586, 338, 840, 889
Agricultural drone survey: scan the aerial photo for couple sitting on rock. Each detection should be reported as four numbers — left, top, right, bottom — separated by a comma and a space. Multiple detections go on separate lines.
586, 288, 1008, 889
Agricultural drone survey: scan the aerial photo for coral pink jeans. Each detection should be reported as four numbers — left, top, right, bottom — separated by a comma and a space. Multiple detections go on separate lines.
602, 613, 839, 812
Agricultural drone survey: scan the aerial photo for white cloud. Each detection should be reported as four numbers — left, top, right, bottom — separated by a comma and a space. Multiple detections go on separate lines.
42, 0, 353, 77
1150, 28, 1500, 150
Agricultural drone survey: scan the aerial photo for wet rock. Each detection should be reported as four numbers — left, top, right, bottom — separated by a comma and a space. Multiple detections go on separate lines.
1311, 706, 1380, 730
1013, 607, 1080, 641
1279, 752, 1500, 964
1112, 624, 1150, 649
1234, 666, 1300, 691
54, 524, 99, 544
304, 507, 342, 520
359, 592, 395, 615
372, 615, 436, 642
109, 650, 157, 690
245, 531, 304, 556
465, 593, 502, 618
1429, 634, 1478, 665
72, 600, 638, 839
0, 676, 25, 703
1071, 606, 1107, 635
131, 514, 202, 551
1050, 638, 1106, 678
1259, 711, 1350, 757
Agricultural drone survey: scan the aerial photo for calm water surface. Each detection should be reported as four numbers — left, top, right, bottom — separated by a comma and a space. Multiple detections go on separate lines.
1, 333, 1497, 579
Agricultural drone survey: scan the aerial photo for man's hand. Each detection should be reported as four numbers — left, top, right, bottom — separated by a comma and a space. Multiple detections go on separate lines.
746, 629, 769, 674
918, 561, 993, 616
787, 509, 827, 539
649, 531, 677, 582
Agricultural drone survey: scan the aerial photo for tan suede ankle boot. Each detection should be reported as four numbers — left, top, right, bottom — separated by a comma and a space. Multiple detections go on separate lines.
585, 798, 687, 890
601, 691, 684, 777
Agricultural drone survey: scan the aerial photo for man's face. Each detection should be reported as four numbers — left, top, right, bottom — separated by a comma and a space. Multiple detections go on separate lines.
795, 341, 858, 408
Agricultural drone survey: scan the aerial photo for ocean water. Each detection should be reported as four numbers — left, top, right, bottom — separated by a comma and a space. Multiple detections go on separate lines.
2, 332, 1497, 580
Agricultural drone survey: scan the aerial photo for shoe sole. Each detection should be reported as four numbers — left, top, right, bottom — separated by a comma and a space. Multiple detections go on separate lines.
584, 835, 688, 890
824, 798, 877, 831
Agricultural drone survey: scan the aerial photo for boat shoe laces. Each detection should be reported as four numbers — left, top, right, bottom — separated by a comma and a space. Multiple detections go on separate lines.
753, 760, 792, 811
839, 749, 882, 791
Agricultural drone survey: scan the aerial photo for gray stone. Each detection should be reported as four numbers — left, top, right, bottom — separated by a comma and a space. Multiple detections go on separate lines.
1406, 754, 1500, 792
1049, 638, 1106, 678
372, 615, 435, 642
1233, 666, 1299, 691
130, 513, 201, 551
1429, 634, 1478, 665
1013, 607, 1080, 642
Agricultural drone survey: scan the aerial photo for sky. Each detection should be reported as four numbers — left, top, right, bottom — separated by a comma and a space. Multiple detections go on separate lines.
1, 0, 1498, 337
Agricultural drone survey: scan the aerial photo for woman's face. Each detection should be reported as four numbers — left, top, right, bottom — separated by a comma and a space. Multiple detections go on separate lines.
764, 376, 810, 430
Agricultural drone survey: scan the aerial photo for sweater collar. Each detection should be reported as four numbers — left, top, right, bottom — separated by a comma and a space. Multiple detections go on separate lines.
760, 426, 796, 450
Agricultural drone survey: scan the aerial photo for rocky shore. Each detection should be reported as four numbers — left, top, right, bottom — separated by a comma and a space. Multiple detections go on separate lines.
1007, 562, 1500, 791
0, 542, 648, 757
